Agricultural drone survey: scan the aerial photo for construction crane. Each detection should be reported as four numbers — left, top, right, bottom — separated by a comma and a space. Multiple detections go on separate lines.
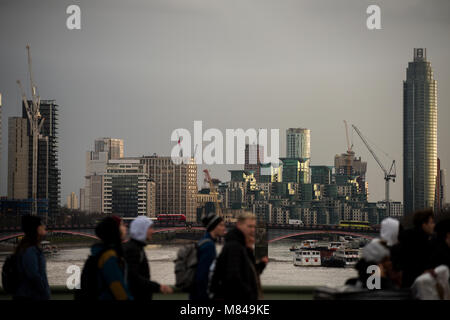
352, 125, 396, 216
343, 120, 355, 176
343, 120, 353, 154
16, 45, 45, 217
203, 169, 222, 216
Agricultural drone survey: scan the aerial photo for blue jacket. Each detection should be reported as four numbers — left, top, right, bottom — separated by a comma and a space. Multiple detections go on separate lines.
91, 243, 133, 300
191, 232, 216, 300
15, 246, 51, 300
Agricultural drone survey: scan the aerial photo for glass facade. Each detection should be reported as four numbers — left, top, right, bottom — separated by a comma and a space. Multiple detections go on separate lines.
111, 176, 139, 217
403, 48, 438, 214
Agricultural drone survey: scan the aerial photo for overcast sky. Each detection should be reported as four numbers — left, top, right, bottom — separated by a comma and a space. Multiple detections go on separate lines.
1, 0, 449, 205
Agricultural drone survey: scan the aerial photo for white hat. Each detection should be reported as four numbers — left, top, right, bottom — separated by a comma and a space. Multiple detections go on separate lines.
129, 216, 154, 243
380, 217, 400, 246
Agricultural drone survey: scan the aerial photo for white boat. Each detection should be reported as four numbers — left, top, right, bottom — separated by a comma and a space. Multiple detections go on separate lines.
293, 249, 321, 266
327, 241, 344, 251
41, 241, 58, 255
332, 247, 360, 267
300, 240, 318, 249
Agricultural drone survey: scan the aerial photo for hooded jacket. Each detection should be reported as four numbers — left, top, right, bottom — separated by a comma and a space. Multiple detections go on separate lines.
123, 216, 160, 300
210, 227, 263, 301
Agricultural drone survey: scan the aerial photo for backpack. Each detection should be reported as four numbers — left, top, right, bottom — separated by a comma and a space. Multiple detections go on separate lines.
75, 249, 108, 300
1, 254, 20, 294
174, 238, 212, 292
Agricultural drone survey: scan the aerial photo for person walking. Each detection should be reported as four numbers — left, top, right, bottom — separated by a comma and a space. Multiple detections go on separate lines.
123, 216, 173, 300
430, 218, 450, 269
398, 210, 436, 288
190, 211, 226, 300
90, 216, 133, 300
13, 215, 50, 300
209, 211, 267, 300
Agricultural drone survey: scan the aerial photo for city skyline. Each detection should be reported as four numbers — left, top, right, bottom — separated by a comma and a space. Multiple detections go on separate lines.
1, 0, 450, 205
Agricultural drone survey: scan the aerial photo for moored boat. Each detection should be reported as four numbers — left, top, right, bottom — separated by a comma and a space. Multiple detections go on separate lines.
332, 247, 360, 267
293, 249, 321, 267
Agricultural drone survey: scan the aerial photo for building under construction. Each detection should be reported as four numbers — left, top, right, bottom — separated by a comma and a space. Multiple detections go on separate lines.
7, 46, 60, 222
22, 100, 60, 220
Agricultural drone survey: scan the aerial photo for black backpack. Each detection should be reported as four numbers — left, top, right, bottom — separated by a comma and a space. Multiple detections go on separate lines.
2, 254, 20, 294
75, 249, 107, 300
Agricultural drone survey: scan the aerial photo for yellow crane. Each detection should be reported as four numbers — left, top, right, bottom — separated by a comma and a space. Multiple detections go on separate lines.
203, 169, 222, 216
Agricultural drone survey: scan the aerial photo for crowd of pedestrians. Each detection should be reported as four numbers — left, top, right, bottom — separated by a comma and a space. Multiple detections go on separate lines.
345, 209, 450, 299
3, 207, 450, 300
2, 209, 267, 301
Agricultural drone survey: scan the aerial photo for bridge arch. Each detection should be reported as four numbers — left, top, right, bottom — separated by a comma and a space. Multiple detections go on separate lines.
152, 227, 205, 233
268, 230, 375, 243
0, 230, 99, 242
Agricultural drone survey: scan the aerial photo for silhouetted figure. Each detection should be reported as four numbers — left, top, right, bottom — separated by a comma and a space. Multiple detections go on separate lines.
13, 215, 50, 300
399, 210, 436, 288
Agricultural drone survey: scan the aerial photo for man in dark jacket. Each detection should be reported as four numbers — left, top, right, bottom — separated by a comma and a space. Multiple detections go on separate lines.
123, 216, 173, 300
190, 211, 226, 300
399, 210, 436, 288
210, 211, 267, 300
430, 218, 450, 269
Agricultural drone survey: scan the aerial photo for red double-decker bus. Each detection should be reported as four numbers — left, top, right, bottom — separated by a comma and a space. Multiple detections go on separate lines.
156, 214, 186, 224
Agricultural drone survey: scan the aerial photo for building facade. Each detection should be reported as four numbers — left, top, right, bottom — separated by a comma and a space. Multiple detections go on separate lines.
7, 117, 29, 199
136, 156, 198, 222
81, 138, 122, 213
22, 100, 61, 219
67, 192, 79, 209
102, 159, 151, 217
244, 143, 264, 183
95, 137, 124, 160
403, 48, 438, 215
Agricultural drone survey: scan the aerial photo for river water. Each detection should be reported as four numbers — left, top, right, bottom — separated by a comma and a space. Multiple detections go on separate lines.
1, 240, 357, 288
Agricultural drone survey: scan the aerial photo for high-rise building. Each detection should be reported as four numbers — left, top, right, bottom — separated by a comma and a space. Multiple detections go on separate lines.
286, 128, 310, 159
95, 138, 124, 160
67, 192, 79, 209
22, 100, 61, 220
135, 155, 198, 222
103, 159, 152, 217
82, 138, 122, 213
435, 158, 446, 213
334, 153, 368, 197
403, 48, 438, 215
244, 144, 264, 182
7, 117, 29, 199
286, 128, 311, 183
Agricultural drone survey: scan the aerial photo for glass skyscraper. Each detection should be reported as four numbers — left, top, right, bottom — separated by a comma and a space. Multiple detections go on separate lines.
403, 48, 437, 215
286, 128, 311, 184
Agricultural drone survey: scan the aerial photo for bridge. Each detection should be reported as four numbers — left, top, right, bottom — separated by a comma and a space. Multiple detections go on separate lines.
0, 223, 378, 243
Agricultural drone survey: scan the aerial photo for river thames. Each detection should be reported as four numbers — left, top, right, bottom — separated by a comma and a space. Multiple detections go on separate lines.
1, 240, 357, 288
